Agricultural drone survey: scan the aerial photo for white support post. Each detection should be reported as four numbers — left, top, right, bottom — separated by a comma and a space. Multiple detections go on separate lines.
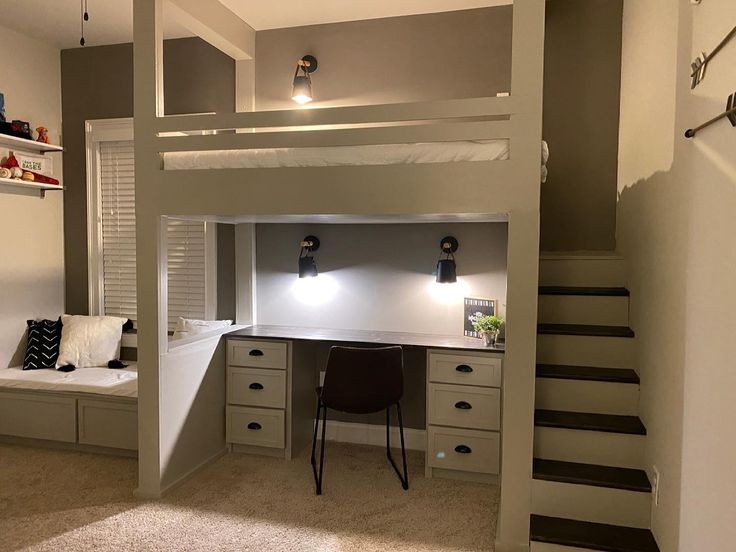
133, 0, 166, 498
495, 1, 546, 551
234, 223, 257, 326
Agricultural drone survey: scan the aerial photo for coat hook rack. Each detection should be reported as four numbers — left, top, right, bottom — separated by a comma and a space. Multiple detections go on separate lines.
691, 25, 736, 89
685, 91, 736, 138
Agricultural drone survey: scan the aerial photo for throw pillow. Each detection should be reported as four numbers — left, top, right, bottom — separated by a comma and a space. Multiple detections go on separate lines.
23, 318, 63, 370
56, 315, 127, 369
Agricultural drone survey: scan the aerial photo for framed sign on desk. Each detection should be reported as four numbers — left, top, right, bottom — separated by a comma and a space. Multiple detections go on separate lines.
463, 297, 496, 339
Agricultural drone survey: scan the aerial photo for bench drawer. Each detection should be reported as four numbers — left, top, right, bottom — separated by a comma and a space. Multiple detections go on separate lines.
227, 405, 285, 449
0, 391, 76, 443
228, 340, 288, 370
428, 353, 501, 388
427, 426, 500, 474
428, 383, 500, 431
228, 367, 286, 408
78, 399, 138, 450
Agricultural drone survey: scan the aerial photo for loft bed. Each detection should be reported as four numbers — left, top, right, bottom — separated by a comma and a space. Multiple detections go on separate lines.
133, 0, 545, 549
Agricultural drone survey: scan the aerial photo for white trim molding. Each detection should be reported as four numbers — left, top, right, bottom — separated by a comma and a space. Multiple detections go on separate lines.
315, 419, 426, 452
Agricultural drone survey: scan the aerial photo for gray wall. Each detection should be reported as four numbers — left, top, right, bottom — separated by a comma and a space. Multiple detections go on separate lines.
256, 4, 624, 251
255, 223, 508, 335
541, 0, 623, 251
255, 7, 513, 110
255, 222, 508, 429
60, 38, 236, 315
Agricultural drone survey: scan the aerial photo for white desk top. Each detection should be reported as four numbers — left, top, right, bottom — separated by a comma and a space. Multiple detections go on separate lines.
227, 325, 504, 353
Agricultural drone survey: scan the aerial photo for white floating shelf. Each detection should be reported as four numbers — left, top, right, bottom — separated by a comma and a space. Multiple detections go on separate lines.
0, 133, 63, 153
0, 177, 63, 197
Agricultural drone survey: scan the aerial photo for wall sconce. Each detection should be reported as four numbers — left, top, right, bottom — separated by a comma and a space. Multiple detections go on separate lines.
298, 235, 320, 278
292, 55, 318, 105
436, 236, 458, 284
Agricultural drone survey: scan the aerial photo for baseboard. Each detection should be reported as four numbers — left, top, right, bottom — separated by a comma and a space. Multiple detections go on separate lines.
316, 419, 426, 451
0, 434, 137, 458
494, 540, 531, 552
135, 446, 227, 499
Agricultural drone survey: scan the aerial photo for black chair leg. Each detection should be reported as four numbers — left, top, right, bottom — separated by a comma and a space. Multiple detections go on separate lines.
386, 403, 409, 490
311, 399, 328, 495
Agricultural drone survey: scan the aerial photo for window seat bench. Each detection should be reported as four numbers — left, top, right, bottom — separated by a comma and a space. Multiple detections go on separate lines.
0, 365, 138, 453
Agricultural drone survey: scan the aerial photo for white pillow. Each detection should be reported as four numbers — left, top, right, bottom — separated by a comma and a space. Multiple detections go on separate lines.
56, 315, 127, 369
172, 318, 232, 340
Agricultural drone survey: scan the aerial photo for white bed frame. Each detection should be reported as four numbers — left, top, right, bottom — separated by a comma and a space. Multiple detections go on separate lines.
133, 1, 545, 550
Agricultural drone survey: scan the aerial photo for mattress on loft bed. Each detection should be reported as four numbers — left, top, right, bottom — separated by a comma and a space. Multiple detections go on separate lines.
0, 365, 138, 398
163, 139, 513, 170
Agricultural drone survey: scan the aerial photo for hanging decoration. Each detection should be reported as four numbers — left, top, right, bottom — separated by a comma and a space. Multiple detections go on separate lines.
80, 0, 90, 46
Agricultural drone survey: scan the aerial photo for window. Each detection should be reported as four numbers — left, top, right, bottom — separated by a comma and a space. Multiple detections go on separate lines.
86, 119, 216, 333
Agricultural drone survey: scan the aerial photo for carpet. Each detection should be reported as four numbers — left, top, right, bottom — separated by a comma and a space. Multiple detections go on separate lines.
0, 442, 498, 551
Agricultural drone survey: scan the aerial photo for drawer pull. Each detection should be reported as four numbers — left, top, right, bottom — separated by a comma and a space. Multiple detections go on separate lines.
247, 422, 262, 430
249, 349, 264, 357
249, 382, 264, 390
455, 364, 473, 373
454, 444, 472, 454
454, 401, 473, 410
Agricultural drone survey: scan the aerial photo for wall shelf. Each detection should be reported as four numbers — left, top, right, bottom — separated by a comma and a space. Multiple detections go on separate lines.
0, 133, 63, 154
0, 177, 63, 198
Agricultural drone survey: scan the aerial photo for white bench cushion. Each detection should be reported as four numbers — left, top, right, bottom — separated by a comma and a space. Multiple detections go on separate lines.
0, 365, 138, 398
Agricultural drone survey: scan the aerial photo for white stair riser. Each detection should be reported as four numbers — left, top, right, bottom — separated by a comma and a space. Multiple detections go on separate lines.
538, 295, 629, 326
531, 541, 607, 552
534, 426, 645, 469
535, 379, 639, 415
532, 479, 651, 529
537, 335, 635, 369
539, 257, 626, 287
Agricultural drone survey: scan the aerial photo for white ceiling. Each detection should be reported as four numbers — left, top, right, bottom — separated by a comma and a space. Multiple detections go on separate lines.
219, 0, 513, 31
0, 0, 512, 50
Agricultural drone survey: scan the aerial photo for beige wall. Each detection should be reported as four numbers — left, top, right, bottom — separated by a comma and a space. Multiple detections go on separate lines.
0, 26, 64, 368
617, 1, 736, 550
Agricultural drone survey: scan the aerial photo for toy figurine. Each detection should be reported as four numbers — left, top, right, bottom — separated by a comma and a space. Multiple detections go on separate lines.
36, 127, 49, 143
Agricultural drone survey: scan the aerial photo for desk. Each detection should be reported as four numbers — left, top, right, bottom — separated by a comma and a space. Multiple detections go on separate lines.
225, 325, 504, 482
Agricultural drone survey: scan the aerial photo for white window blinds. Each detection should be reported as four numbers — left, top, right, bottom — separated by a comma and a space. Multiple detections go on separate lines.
97, 140, 209, 329
100, 141, 137, 322
167, 220, 207, 330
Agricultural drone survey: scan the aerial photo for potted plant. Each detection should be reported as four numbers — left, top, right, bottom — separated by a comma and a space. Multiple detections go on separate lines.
471, 313, 504, 347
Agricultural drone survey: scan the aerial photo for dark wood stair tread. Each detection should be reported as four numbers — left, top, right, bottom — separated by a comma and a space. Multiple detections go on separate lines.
539, 286, 630, 297
538, 323, 635, 338
531, 515, 659, 552
533, 458, 651, 492
535, 409, 647, 435
536, 364, 640, 384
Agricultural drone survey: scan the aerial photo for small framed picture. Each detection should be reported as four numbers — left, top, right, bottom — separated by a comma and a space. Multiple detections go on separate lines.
464, 297, 496, 338
0, 93, 5, 122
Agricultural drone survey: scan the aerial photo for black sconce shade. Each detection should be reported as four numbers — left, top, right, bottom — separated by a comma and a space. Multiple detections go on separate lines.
298, 235, 320, 278
436, 236, 459, 284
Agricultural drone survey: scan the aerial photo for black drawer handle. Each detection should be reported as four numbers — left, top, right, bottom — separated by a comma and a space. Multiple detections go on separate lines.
247, 422, 262, 430
456, 364, 473, 373
455, 444, 472, 454
249, 382, 264, 390
454, 401, 472, 410
249, 349, 264, 357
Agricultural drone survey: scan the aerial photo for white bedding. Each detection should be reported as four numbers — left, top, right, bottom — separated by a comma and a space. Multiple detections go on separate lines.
163, 139, 549, 182
0, 365, 138, 398
164, 139, 513, 170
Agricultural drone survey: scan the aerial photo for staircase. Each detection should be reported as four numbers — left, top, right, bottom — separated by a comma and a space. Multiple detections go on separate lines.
530, 254, 659, 552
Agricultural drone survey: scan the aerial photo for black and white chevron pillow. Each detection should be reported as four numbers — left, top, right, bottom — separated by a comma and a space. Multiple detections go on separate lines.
23, 318, 63, 370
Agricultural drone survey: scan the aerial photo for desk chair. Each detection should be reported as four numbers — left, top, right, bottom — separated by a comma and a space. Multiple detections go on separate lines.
311, 345, 409, 495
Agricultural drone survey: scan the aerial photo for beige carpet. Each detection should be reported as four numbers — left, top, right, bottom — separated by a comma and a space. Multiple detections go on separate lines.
0, 442, 498, 552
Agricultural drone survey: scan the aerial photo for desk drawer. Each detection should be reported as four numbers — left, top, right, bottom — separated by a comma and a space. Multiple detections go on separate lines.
428, 383, 500, 431
228, 367, 286, 408
229, 340, 288, 370
429, 353, 501, 388
227, 405, 285, 449
427, 426, 500, 474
